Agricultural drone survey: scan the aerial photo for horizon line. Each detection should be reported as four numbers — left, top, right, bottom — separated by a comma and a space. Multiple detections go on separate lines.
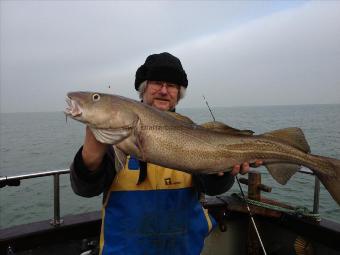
1, 103, 339, 114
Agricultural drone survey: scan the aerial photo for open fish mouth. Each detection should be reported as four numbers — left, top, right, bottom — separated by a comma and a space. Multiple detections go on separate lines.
64, 97, 82, 117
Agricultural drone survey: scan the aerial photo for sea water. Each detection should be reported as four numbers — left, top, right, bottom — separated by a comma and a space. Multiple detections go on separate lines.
0, 104, 339, 228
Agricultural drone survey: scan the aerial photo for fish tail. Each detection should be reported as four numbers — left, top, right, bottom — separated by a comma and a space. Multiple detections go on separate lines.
311, 155, 340, 205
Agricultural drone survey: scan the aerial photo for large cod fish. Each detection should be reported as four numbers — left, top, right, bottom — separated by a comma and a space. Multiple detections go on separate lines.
65, 91, 340, 204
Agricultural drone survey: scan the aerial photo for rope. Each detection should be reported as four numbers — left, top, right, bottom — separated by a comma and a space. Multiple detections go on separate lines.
232, 193, 321, 221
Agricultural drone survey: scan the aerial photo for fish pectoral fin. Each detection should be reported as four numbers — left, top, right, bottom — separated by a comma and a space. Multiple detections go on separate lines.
113, 145, 127, 173
90, 127, 130, 144
262, 127, 310, 153
266, 163, 301, 185
134, 135, 146, 161
200, 121, 254, 136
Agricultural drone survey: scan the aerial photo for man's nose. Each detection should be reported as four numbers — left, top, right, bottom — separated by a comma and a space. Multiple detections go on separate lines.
159, 84, 169, 94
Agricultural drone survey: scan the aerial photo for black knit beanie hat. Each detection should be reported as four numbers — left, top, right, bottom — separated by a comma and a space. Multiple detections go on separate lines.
135, 52, 188, 91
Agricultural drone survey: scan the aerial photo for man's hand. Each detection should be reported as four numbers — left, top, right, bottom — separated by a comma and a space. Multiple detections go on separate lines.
82, 126, 109, 171
217, 160, 263, 177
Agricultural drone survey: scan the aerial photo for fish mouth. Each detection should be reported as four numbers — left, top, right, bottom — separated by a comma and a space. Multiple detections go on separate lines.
64, 97, 82, 118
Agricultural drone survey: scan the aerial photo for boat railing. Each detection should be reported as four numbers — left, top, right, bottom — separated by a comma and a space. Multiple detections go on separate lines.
0, 169, 320, 227
298, 170, 320, 214
0, 169, 70, 226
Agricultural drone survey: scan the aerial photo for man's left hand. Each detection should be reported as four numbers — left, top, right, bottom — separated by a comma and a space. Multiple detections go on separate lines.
217, 160, 263, 177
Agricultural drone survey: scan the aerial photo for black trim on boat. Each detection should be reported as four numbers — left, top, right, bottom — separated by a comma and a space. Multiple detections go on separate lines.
0, 211, 101, 254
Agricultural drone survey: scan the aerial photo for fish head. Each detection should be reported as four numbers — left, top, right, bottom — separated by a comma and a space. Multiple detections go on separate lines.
65, 91, 139, 129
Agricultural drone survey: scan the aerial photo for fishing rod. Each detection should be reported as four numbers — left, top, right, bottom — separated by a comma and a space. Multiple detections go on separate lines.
202, 95, 267, 255
202, 95, 216, 121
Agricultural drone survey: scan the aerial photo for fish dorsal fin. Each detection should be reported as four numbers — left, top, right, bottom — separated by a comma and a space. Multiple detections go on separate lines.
201, 121, 254, 136
165, 112, 194, 124
266, 163, 301, 184
262, 127, 310, 153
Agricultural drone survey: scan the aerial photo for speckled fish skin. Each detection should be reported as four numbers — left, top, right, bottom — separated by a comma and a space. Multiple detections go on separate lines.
65, 91, 340, 204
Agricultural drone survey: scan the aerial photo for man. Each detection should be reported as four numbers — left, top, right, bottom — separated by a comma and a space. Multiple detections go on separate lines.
71, 52, 259, 255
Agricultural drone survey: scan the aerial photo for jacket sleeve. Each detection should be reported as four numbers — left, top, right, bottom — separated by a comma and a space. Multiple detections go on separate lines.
193, 172, 235, 196
70, 146, 116, 198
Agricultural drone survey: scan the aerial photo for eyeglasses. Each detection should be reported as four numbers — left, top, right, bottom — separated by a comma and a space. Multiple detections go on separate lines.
148, 81, 180, 93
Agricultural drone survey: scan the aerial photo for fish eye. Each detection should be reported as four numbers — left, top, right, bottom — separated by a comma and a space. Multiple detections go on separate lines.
92, 93, 100, 102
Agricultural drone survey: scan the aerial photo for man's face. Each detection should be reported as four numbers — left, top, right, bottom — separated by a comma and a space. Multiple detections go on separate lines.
142, 81, 180, 111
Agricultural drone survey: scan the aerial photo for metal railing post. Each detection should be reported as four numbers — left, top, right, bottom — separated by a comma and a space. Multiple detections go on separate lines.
0, 169, 70, 227
50, 174, 63, 226
313, 176, 320, 214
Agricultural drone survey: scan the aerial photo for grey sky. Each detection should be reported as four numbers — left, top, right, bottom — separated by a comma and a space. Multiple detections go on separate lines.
1, 1, 339, 113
